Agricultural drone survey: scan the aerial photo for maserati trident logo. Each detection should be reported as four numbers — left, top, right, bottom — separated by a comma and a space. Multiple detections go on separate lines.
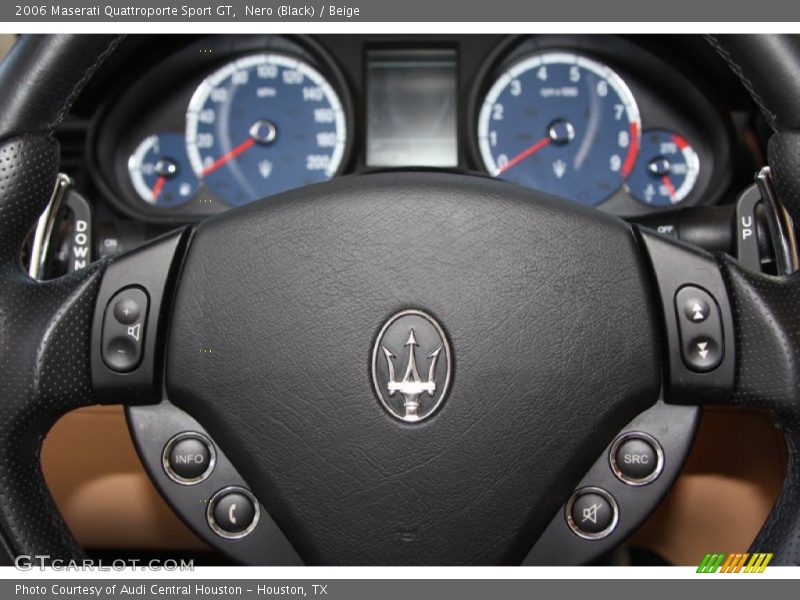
371, 309, 452, 422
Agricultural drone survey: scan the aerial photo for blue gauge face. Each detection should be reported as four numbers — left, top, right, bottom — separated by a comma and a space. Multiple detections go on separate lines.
626, 129, 700, 206
127, 133, 199, 207
186, 53, 347, 207
477, 52, 641, 207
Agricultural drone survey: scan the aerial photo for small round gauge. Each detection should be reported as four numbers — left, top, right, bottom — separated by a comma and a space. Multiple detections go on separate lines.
128, 133, 199, 207
477, 52, 641, 207
186, 53, 347, 207
626, 130, 700, 206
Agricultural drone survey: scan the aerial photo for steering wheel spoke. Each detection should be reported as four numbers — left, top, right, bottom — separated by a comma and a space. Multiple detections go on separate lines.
637, 227, 737, 405
89, 227, 189, 405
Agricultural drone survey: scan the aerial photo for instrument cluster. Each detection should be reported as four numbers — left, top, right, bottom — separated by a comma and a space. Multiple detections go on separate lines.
92, 35, 733, 221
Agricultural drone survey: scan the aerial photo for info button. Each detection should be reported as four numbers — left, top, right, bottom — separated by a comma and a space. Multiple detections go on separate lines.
163, 432, 216, 485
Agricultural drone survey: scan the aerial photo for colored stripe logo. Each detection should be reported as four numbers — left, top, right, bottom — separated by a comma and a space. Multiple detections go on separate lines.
696, 552, 773, 573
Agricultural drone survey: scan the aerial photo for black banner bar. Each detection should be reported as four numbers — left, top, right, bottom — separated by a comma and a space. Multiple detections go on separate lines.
5, 579, 800, 600
4, 0, 800, 22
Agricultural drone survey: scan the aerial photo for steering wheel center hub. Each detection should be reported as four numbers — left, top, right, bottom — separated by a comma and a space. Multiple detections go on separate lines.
371, 309, 452, 423
164, 172, 660, 564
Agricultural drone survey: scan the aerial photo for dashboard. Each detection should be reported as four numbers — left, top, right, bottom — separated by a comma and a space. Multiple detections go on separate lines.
24, 33, 779, 564
82, 34, 754, 232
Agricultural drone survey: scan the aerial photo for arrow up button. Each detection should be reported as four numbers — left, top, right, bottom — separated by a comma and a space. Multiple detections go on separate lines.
682, 297, 710, 323
675, 286, 724, 373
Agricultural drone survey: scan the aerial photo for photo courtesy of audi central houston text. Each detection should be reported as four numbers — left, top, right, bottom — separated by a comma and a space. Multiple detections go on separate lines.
1, 32, 800, 568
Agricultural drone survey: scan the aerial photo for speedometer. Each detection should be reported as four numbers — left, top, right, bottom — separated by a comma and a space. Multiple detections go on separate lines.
186, 53, 348, 207
477, 52, 641, 207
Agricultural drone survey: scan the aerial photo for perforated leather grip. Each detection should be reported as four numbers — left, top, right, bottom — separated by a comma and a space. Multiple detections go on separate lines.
0, 34, 120, 562
718, 253, 800, 564
0, 135, 106, 561
768, 132, 800, 230
708, 36, 800, 565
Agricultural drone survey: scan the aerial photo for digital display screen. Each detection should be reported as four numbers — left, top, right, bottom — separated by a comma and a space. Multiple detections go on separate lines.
366, 49, 458, 168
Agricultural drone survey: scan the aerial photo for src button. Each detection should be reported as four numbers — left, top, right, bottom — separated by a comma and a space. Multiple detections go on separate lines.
610, 432, 664, 486
101, 287, 148, 373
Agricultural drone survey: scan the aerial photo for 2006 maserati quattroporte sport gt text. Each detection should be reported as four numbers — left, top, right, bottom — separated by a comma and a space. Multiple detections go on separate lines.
0, 33, 799, 566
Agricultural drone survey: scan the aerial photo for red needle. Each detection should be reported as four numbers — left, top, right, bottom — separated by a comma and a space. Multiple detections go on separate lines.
661, 175, 677, 202
495, 137, 551, 175
151, 176, 166, 200
202, 137, 257, 176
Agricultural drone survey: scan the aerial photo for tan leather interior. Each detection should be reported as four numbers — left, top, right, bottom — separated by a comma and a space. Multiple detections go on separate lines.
630, 407, 786, 564
41, 404, 785, 562
0, 35, 14, 59
41, 405, 207, 551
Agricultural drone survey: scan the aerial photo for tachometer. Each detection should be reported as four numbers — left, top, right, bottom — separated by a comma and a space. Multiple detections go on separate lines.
477, 52, 641, 207
186, 53, 347, 207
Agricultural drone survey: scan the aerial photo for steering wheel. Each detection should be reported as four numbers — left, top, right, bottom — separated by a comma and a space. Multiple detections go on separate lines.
2, 34, 800, 566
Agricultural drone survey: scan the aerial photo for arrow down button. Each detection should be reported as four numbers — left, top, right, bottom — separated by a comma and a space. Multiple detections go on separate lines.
675, 285, 724, 373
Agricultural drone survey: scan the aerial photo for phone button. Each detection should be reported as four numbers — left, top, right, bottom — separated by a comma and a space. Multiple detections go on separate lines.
207, 487, 259, 539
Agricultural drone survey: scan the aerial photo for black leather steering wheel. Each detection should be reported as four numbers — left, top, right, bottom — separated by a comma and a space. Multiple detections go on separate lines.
1, 34, 800, 566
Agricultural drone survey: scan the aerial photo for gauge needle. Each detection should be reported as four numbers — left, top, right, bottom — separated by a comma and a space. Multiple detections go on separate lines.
202, 138, 257, 176
661, 175, 677, 202
150, 176, 167, 200
495, 137, 551, 176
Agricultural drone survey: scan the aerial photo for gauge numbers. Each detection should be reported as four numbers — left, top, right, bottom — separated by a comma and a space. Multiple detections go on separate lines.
478, 52, 641, 207
128, 133, 199, 207
186, 53, 347, 207
626, 129, 700, 206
